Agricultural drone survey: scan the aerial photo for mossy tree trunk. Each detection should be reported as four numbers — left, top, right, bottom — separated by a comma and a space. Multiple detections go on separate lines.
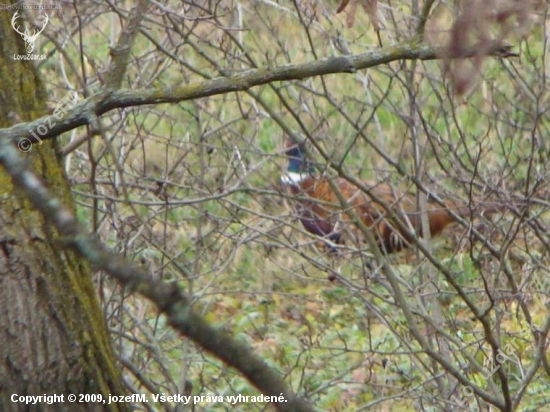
0, 7, 128, 412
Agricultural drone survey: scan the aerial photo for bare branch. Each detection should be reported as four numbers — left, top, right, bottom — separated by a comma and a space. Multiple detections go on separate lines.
0, 39, 515, 146
0, 138, 315, 412
105, 0, 149, 89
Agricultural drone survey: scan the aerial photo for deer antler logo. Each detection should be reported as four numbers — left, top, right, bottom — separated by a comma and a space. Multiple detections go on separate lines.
11, 11, 49, 54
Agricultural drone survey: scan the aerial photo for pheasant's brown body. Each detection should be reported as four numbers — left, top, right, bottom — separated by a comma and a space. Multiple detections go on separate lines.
286, 175, 485, 253
282, 141, 498, 254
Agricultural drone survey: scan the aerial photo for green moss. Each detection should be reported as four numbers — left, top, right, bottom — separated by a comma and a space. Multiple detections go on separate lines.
0, 8, 128, 409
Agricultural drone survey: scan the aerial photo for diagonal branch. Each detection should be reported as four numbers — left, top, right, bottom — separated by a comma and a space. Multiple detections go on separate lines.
0, 39, 515, 147
416, 0, 437, 37
105, 0, 149, 89
0, 137, 316, 412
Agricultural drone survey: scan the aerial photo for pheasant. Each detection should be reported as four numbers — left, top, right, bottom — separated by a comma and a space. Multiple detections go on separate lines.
280, 140, 500, 254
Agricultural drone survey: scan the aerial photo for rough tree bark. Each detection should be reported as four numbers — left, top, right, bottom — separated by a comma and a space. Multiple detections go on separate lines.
0, 7, 128, 412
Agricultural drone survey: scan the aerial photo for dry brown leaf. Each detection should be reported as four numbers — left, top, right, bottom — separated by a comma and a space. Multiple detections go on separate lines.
336, 0, 350, 13
346, 0, 358, 27
362, 0, 379, 31
337, 0, 379, 30
438, 0, 539, 95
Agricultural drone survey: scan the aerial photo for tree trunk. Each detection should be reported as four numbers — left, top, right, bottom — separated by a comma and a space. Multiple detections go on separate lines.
0, 7, 127, 412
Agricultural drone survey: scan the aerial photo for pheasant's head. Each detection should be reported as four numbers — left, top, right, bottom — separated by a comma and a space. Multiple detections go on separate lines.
283, 139, 316, 179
